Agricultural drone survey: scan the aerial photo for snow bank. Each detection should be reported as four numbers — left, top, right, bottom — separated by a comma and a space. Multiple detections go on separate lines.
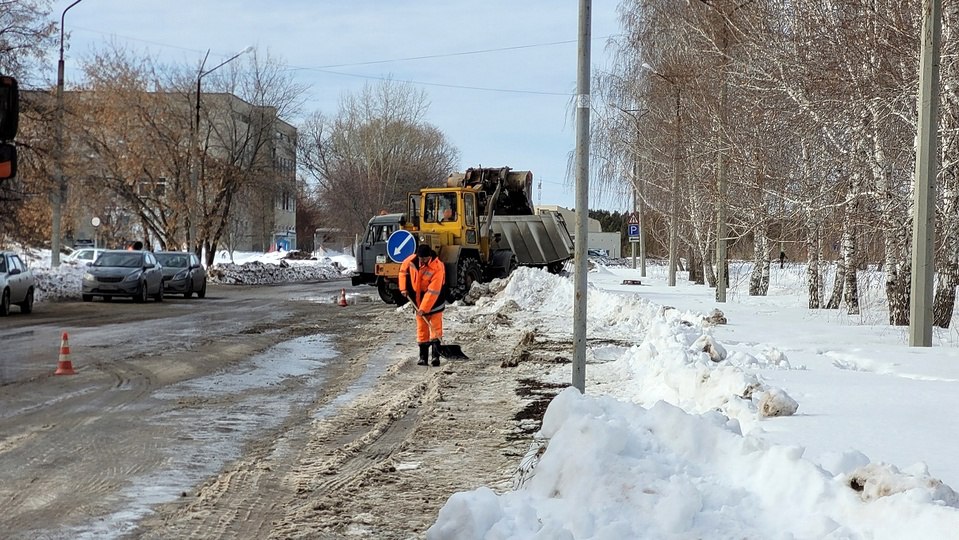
430, 265, 959, 539
429, 389, 959, 539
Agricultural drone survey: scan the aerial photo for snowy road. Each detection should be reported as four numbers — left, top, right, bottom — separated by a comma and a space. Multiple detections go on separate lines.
0, 277, 580, 539
0, 280, 406, 539
0, 281, 348, 384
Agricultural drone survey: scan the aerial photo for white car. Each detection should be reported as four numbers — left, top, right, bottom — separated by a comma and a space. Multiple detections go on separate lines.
0, 251, 36, 315
64, 247, 104, 265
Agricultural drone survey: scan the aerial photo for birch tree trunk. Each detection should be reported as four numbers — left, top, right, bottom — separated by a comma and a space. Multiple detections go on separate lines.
825, 258, 845, 310
749, 232, 770, 296
932, 177, 958, 327
932, 10, 959, 329
826, 180, 860, 311
801, 145, 824, 309
805, 206, 823, 309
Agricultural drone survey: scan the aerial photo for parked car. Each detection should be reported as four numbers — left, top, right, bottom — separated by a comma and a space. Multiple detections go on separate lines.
154, 251, 207, 298
0, 251, 36, 315
63, 247, 104, 265
82, 250, 164, 303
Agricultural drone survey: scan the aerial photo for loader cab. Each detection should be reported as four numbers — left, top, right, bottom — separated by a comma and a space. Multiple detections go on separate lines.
415, 189, 482, 247
422, 192, 459, 225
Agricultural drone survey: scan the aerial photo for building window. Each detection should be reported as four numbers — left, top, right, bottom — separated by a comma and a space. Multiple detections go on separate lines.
279, 191, 294, 211
138, 177, 166, 197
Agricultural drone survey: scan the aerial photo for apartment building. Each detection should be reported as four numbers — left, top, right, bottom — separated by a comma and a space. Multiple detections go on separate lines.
22, 89, 297, 252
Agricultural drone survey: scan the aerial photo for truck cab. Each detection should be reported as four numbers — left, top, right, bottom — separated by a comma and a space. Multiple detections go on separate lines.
351, 213, 410, 304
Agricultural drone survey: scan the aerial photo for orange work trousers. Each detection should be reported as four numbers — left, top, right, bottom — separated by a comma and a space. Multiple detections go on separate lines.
416, 311, 443, 343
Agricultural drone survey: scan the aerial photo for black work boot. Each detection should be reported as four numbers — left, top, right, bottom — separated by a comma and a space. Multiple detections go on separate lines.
417, 343, 429, 366
430, 340, 441, 367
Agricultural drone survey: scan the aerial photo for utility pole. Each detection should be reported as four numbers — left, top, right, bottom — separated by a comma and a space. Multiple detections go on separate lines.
52, 0, 85, 267
572, 0, 591, 393
909, 0, 941, 347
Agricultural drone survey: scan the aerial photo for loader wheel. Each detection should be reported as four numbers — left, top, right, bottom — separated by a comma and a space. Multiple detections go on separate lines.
451, 258, 483, 301
506, 255, 518, 277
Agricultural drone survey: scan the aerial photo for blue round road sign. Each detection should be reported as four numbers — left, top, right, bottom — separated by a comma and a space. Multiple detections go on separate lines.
386, 230, 417, 263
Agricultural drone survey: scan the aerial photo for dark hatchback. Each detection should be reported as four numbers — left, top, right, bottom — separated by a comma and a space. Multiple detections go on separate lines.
81, 250, 164, 302
155, 251, 207, 298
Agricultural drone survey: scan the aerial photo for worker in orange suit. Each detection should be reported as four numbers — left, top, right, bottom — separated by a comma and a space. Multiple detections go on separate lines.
399, 244, 446, 366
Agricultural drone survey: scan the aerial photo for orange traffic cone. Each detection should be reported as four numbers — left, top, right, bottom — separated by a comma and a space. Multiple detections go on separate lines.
55, 332, 77, 375
338, 288, 348, 307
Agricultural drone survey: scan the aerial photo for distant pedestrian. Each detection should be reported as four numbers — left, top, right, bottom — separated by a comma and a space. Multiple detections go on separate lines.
779, 250, 787, 269
133, 240, 144, 250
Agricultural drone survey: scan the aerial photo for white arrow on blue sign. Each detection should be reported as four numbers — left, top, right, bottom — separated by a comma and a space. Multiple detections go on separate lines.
386, 230, 417, 263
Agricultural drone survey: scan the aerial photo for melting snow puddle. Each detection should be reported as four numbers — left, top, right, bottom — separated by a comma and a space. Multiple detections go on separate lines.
311, 335, 397, 421
49, 334, 349, 540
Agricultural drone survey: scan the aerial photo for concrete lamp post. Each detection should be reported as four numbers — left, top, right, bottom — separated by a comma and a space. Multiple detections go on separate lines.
52, 0, 86, 267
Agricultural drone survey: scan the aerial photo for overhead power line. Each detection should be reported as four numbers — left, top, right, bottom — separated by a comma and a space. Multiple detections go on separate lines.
301, 68, 575, 96
311, 38, 610, 69
68, 24, 616, 96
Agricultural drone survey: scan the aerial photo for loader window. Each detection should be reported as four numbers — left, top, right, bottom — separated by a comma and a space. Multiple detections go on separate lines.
464, 193, 476, 227
409, 194, 420, 223
424, 192, 457, 224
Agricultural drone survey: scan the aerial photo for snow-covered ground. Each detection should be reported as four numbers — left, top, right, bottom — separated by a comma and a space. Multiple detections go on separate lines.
13, 245, 959, 537
429, 261, 959, 539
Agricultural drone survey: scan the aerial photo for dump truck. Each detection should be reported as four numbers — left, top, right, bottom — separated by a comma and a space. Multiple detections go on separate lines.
351, 166, 574, 304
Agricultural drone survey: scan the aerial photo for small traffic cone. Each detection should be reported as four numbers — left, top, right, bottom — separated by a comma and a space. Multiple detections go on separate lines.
55, 332, 77, 375
338, 288, 348, 307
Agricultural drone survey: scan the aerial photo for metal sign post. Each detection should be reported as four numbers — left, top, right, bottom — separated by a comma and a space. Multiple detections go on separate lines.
91, 216, 100, 251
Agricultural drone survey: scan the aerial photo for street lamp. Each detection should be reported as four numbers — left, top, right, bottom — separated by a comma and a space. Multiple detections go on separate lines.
188, 45, 253, 253
52, 0, 85, 267
642, 62, 681, 287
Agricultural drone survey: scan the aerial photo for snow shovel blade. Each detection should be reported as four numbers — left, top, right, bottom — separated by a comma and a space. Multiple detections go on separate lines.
438, 343, 469, 359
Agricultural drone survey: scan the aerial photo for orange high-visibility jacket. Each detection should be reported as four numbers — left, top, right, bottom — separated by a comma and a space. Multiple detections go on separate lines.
399, 254, 445, 313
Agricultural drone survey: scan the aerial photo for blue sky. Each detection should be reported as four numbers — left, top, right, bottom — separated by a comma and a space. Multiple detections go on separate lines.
48, 0, 625, 211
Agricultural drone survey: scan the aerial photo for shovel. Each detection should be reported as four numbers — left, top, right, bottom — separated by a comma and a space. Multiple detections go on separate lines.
422, 312, 469, 360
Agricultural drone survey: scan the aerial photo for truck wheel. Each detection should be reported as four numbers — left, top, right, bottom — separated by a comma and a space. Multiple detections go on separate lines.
390, 289, 408, 306
377, 282, 408, 306
377, 282, 396, 304
451, 258, 483, 301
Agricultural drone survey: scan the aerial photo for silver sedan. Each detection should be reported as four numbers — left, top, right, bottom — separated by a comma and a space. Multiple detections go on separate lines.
155, 251, 207, 298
